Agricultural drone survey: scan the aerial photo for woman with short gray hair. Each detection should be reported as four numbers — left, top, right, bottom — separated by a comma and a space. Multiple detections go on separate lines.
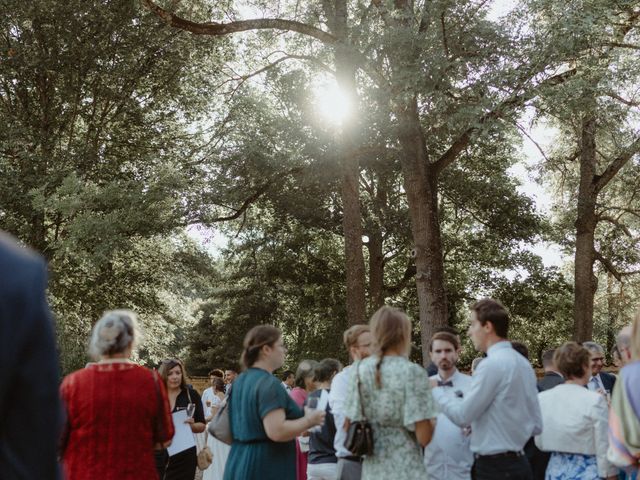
88, 309, 140, 359
60, 310, 174, 480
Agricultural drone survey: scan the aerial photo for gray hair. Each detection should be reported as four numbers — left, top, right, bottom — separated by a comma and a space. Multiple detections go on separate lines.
88, 310, 141, 360
616, 325, 632, 350
582, 341, 604, 354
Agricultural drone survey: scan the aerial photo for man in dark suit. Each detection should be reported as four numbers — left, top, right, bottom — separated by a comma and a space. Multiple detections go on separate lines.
531, 348, 564, 480
537, 348, 564, 392
583, 341, 616, 393
0, 232, 61, 479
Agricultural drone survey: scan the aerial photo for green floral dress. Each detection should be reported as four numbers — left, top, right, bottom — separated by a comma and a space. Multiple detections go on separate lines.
344, 356, 436, 480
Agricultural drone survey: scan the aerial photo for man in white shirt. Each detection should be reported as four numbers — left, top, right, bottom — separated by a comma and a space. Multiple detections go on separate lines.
432, 298, 542, 480
424, 331, 473, 480
329, 324, 372, 480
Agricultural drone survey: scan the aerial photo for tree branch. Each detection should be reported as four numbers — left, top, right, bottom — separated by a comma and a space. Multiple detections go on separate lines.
142, 0, 390, 90
598, 204, 640, 221
513, 121, 551, 162
605, 41, 640, 50
142, 0, 337, 43
594, 250, 623, 282
203, 184, 270, 223
597, 215, 633, 236
594, 135, 640, 193
431, 68, 577, 175
605, 91, 640, 107
384, 261, 416, 296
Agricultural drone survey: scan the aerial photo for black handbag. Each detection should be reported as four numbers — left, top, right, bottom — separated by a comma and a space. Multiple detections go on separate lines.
344, 362, 374, 456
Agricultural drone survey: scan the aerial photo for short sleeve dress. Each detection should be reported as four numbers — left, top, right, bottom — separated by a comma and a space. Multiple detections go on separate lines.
223, 367, 303, 480
344, 356, 436, 480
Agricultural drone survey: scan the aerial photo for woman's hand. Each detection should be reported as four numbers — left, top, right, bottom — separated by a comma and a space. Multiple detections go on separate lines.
184, 416, 195, 425
303, 406, 326, 429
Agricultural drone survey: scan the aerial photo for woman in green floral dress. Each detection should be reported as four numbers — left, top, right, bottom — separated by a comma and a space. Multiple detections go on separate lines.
344, 306, 437, 480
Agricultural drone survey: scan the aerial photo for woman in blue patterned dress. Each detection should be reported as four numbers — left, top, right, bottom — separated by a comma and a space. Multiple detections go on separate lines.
344, 306, 436, 480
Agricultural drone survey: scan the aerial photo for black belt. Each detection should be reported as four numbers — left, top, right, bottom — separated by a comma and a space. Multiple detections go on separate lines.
474, 450, 524, 460
341, 456, 363, 463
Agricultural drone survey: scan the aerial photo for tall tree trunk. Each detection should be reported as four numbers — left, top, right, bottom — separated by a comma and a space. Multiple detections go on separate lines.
397, 101, 448, 364
328, 0, 367, 325
573, 114, 598, 342
368, 229, 385, 311
605, 272, 616, 361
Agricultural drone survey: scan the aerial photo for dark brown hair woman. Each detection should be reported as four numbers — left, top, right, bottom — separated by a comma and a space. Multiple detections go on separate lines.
156, 358, 206, 480
223, 325, 325, 480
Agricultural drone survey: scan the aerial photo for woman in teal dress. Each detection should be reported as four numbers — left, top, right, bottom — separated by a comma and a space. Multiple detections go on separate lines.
344, 306, 437, 480
223, 325, 325, 480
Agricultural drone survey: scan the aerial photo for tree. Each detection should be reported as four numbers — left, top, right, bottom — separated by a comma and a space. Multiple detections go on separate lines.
143, 0, 589, 362
180, 73, 549, 368
0, 0, 227, 372
532, 0, 640, 341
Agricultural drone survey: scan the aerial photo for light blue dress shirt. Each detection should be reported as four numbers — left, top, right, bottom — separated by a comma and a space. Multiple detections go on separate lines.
329, 364, 353, 459
432, 341, 543, 455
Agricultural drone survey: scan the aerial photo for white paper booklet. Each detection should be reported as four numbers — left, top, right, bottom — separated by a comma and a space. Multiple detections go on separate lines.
167, 410, 196, 456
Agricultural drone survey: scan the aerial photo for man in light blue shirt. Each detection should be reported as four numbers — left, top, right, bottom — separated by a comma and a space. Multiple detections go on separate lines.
432, 298, 542, 480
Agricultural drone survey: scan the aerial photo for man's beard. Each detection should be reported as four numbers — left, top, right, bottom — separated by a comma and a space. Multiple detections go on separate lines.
438, 360, 454, 371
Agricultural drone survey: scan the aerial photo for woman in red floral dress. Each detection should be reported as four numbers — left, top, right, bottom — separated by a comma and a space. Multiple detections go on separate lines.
60, 310, 174, 479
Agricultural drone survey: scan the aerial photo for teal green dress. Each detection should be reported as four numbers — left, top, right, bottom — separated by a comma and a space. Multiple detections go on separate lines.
223, 367, 303, 480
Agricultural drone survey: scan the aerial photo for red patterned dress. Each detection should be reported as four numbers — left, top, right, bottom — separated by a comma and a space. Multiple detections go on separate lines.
60, 361, 174, 480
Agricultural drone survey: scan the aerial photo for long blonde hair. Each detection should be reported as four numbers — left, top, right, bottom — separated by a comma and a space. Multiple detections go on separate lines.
370, 306, 412, 388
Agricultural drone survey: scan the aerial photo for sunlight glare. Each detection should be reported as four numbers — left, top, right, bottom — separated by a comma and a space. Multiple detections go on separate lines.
315, 82, 352, 126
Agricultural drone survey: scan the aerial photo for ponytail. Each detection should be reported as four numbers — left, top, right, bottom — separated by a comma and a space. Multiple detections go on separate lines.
369, 306, 412, 389
240, 325, 281, 369
375, 349, 385, 388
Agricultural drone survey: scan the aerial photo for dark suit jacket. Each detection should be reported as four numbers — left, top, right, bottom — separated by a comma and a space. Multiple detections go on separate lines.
598, 371, 616, 392
530, 371, 564, 479
537, 371, 564, 392
0, 233, 61, 479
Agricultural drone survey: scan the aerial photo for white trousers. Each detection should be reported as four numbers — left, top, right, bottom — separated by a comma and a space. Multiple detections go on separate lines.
307, 462, 338, 480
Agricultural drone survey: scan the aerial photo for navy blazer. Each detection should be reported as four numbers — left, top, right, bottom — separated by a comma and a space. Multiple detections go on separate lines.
0, 233, 61, 479
598, 371, 616, 392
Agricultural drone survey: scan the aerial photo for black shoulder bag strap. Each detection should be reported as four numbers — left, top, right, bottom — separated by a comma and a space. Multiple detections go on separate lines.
355, 361, 367, 421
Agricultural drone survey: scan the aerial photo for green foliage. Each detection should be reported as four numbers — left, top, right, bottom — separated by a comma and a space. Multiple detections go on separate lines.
0, 0, 228, 374
4, 0, 629, 374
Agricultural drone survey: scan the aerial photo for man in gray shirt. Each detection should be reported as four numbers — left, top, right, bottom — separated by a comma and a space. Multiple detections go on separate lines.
432, 298, 542, 480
